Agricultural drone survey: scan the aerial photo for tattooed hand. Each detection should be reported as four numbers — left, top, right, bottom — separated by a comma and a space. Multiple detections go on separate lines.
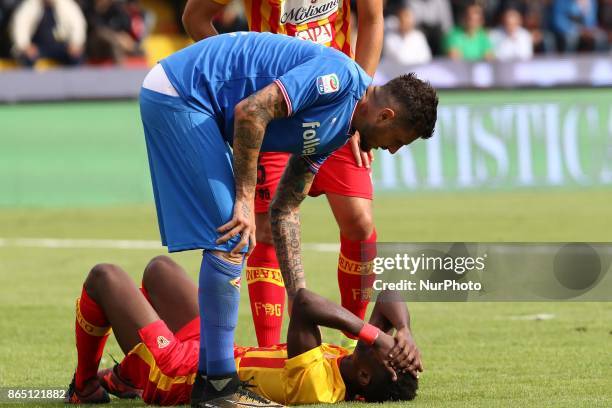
217, 198, 256, 255
217, 81, 288, 256
270, 155, 315, 299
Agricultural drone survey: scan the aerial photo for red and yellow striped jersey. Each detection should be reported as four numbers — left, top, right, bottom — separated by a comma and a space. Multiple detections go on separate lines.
235, 343, 349, 405
123, 340, 349, 406
213, 0, 353, 56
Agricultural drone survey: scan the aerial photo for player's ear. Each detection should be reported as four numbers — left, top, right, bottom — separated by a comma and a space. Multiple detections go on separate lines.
377, 108, 395, 124
357, 367, 372, 387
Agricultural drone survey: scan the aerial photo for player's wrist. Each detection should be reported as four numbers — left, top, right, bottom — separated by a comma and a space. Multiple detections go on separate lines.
234, 190, 255, 204
358, 323, 380, 346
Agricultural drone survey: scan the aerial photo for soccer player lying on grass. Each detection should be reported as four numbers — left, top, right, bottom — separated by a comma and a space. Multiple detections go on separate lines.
140, 30, 436, 406
67, 256, 423, 406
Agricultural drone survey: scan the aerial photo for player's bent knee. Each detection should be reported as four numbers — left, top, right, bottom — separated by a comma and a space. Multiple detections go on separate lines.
143, 255, 175, 282
340, 214, 374, 241
85, 263, 125, 296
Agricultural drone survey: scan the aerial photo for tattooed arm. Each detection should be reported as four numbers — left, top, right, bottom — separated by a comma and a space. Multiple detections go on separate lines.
269, 155, 316, 301
216, 83, 288, 256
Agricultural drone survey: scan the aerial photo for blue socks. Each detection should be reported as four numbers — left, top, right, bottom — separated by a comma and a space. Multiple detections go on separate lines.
198, 251, 243, 376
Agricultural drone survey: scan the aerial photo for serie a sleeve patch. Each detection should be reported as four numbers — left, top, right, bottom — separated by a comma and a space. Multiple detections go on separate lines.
317, 74, 340, 95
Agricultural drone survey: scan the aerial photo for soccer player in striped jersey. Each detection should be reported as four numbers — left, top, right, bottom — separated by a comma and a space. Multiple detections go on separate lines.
66, 256, 422, 406
182, 0, 385, 352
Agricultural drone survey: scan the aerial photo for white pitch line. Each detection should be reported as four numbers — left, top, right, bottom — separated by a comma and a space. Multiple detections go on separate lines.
509, 313, 556, 321
303, 243, 340, 252
0, 237, 340, 252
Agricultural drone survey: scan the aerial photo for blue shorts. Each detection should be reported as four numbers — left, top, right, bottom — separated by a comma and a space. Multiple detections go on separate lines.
139, 88, 243, 253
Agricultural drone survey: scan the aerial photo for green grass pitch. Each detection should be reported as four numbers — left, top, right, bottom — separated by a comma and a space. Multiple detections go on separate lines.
2, 193, 612, 407
1, 99, 612, 407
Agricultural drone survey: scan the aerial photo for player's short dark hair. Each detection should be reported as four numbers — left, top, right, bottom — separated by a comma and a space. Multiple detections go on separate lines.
355, 342, 419, 402
382, 73, 438, 140
362, 371, 419, 402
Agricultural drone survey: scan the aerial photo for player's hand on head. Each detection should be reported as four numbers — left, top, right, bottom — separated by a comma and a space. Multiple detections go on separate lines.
217, 198, 256, 256
373, 331, 399, 382
388, 327, 423, 379
349, 131, 372, 168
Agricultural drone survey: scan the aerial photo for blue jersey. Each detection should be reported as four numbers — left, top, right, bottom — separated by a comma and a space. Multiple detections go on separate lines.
160, 32, 371, 172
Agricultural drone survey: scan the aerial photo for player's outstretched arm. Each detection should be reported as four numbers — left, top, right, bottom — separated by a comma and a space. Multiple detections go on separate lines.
182, 0, 226, 41
269, 155, 315, 300
217, 83, 288, 255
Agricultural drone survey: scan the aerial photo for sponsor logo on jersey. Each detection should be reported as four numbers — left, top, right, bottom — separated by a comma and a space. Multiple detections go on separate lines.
317, 73, 340, 95
280, 0, 340, 25
295, 23, 333, 44
157, 336, 171, 349
302, 121, 321, 155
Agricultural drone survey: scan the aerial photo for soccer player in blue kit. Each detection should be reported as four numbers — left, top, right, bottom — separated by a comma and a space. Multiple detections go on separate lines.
139, 31, 437, 407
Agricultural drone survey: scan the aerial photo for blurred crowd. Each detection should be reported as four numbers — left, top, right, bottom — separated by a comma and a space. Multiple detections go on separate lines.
0, 0, 150, 66
383, 0, 611, 64
0, 0, 610, 68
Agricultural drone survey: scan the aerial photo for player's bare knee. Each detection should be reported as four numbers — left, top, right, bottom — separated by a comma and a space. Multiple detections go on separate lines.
142, 255, 180, 296
340, 213, 374, 241
85, 263, 125, 298
143, 255, 174, 279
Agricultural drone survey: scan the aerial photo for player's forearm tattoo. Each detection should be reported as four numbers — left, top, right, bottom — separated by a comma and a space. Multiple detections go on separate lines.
233, 84, 288, 200
270, 156, 315, 299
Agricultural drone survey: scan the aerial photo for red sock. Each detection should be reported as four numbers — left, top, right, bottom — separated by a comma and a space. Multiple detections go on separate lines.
246, 242, 285, 346
338, 229, 377, 338
75, 287, 111, 389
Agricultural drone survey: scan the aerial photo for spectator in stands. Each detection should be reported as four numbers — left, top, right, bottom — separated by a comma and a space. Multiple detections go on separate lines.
550, 0, 608, 52
445, 3, 493, 60
379, 0, 404, 16
407, 0, 454, 56
384, 6, 432, 65
476, 0, 504, 26
82, 0, 146, 64
449, 0, 467, 21
0, 0, 20, 57
450, 0, 497, 24
598, 0, 612, 43
519, 0, 557, 54
10, 0, 86, 67
489, 7, 533, 60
